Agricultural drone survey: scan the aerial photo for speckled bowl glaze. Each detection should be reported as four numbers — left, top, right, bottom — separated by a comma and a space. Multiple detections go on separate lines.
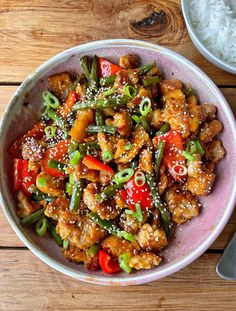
181, 0, 236, 75
0, 39, 236, 286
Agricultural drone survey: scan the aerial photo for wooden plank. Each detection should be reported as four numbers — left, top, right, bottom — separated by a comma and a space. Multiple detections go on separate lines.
0, 0, 236, 84
0, 250, 235, 310
0, 86, 235, 248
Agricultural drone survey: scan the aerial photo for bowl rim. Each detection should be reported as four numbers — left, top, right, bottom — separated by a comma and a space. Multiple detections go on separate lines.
0, 38, 236, 286
181, 0, 236, 74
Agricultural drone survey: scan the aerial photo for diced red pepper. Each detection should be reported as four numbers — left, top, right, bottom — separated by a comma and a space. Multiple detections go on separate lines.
82, 155, 114, 173
41, 140, 69, 177
13, 159, 25, 192
159, 130, 187, 181
98, 249, 121, 274
13, 159, 38, 196
58, 91, 78, 118
97, 57, 121, 78
122, 173, 154, 211
9, 122, 46, 158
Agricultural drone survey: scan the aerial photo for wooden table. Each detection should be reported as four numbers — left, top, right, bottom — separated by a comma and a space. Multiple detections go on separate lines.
0, 1, 236, 310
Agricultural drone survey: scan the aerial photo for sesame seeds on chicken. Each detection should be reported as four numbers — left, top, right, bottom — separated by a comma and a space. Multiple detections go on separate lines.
11, 53, 226, 275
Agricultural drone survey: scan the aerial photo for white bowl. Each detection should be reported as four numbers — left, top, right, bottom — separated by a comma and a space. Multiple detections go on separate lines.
181, 0, 236, 75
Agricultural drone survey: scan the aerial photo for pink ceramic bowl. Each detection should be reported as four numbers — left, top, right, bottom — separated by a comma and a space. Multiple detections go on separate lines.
0, 39, 236, 285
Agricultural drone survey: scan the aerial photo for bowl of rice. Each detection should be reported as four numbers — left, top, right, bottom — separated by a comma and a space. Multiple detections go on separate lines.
181, 0, 236, 74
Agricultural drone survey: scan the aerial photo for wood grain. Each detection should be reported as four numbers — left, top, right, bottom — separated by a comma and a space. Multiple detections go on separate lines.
0, 0, 236, 84
0, 250, 235, 310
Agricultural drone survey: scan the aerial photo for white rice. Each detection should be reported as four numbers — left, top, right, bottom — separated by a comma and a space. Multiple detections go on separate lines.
189, 0, 236, 66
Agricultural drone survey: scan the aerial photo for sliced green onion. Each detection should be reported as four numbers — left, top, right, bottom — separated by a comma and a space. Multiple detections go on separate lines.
42, 91, 60, 109
88, 244, 100, 257
130, 158, 139, 169
103, 87, 116, 97
134, 171, 146, 187
157, 123, 170, 135
63, 239, 69, 250
118, 253, 131, 273
125, 203, 143, 222
37, 177, 46, 187
102, 149, 113, 162
47, 109, 67, 132
132, 115, 141, 124
125, 142, 133, 151
35, 217, 48, 237
69, 150, 82, 167
119, 231, 135, 242
182, 151, 195, 162
69, 140, 79, 154
48, 159, 67, 172
41, 102, 51, 116
124, 85, 138, 98
139, 97, 152, 116
186, 141, 197, 154
114, 168, 134, 184
44, 125, 56, 138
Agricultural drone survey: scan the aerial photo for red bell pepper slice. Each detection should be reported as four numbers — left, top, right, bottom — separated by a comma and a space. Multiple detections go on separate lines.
41, 140, 69, 177
9, 122, 46, 158
121, 173, 154, 211
82, 155, 114, 173
98, 249, 121, 274
58, 91, 78, 118
159, 130, 187, 181
97, 57, 121, 78
13, 159, 38, 196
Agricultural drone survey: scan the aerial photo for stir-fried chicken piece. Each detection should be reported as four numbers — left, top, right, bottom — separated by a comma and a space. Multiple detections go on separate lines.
16, 190, 41, 218
139, 148, 153, 173
205, 139, 226, 164
162, 89, 190, 138
63, 246, 99, 270
101, 235, 140, 257
114, 69, 139, 91
115, 125, 151, 164
56, 209, 106, 249
165, 186, 200, 224
119, 54, 138, 69
201, 104, 217, 121
44, 197, 69, 220
48, 72, 72, 101
148, 109, 162, 129
187, 95, 203, 133
186, 154, 216, 196
119, 211, 148, 234
129, 252, 161, 270
113, 111, 132, 136
160, 79, 182, 95
73, 161, 100, 182
83, 183, 120, 220
36, 171, 64, 197
136, 224, 168, 252
199, 120, 223, 143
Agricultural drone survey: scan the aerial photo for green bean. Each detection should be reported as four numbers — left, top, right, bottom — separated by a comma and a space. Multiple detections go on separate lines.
89, 55, 99, 92
95, 183, 125, 203
69, 179, 84, 212
140, 116, 151, 133
157, 123, 170, 135
154, 141, 166, 178
86, 125, 117, 135
142, 76, 162, 87
138, 62, 155, 75
47, 222, 63, 246
73, 95, 130, 110
21, 208, 45, 226
47, 109, 68, 134
48, 159, 67, 172
183, 87, 194, 97
80, 56, 90, 80
32, 189, 55, 203
88, 212, 135, 242
100, 75, 116, 86
95, 109, 104, 126
130, 157, 139, 169
35, 217, 48, 237
145, 173, 172, 238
